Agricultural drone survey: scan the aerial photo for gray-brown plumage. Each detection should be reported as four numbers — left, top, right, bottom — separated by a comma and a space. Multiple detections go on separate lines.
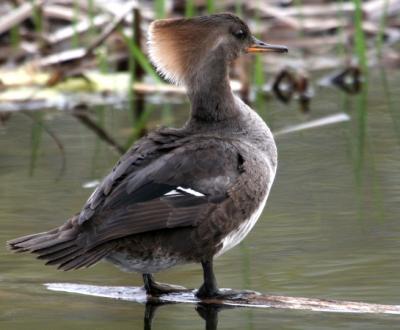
8, 13, 287, 298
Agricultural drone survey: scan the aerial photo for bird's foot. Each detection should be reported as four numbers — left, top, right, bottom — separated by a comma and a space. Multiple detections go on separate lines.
196, 285, 259, 300
144, 281, 190, 296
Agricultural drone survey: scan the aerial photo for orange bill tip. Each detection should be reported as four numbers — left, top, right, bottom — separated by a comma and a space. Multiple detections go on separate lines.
246, 38, 288, 54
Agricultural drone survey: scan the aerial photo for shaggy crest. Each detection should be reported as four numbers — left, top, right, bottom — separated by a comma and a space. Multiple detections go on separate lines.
148, 18, 200, 85
147, 14, 247, 85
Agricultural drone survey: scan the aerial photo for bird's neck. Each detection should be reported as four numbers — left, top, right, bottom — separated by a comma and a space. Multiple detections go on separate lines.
186, 56, 240, 123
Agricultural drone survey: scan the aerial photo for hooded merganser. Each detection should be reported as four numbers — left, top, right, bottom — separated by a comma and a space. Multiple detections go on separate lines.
8, 13, 287, 299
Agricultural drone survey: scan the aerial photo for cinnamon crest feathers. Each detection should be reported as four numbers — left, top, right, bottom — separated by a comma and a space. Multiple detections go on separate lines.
148, 13, 251, 85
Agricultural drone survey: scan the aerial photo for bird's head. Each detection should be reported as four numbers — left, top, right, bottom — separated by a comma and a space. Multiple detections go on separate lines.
148, 13, 288, 86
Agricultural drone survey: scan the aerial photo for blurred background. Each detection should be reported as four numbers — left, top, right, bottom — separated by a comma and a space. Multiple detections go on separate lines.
1, 0, 400, 329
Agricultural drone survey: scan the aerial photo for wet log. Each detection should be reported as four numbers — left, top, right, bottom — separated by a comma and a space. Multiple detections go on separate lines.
42, 4, 86, 22
274, 113, 350, 137
38, 48, 87, 67
45, 14, 109, 45
85, 1, 137, 56
132, 80, 242, 95
247, 3, 344, 33
364, 0, 400, 21
254, 2, 355, 18
45, 283, 400, 315
38, 1, 136, 68
0, 0, 46, 36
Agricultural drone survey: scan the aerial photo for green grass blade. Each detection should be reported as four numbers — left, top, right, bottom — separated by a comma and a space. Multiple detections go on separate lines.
206, 0, 215, 13
87, 0, 96, 37
235, 0, 243, 17
95, 47, 110, 73
253, 55, 264, 88
127, 20, 136, 125
380, 68, 400, 144
252, 7, 265, 90
155, 0, 166, 19
30, 0, 43, 34
185, 0, 195, 17
10, 25, 20, 49
353, 0, 368, 72
376, 0, 389, 58
124, 104, 153, 148
293, 0, 304, 39
335, 0, 347, 57
72, 0, 80, 48
121, 32, 163, 83
29, 112, 44, 176
354, 83, 368, 185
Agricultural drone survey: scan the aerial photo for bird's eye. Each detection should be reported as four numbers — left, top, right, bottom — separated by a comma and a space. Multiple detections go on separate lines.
233, 29, 246, 39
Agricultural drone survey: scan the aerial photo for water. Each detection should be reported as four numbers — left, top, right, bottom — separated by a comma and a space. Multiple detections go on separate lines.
1, 69, 400, 329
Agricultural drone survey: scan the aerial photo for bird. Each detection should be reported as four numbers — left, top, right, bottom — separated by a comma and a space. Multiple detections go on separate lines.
7, 13, 287, 299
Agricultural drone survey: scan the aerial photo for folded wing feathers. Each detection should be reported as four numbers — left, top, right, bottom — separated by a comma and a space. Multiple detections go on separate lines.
7, 188, 210, 271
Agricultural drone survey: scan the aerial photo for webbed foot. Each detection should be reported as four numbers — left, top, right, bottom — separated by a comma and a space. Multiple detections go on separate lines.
143, 273, 190, 296
196, 286, 258, 300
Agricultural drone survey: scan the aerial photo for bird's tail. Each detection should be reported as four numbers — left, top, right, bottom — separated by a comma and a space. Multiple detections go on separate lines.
7, 216, 114, 271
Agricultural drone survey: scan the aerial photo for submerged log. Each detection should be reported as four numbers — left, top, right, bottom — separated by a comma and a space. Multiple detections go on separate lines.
45, 283, 400, 315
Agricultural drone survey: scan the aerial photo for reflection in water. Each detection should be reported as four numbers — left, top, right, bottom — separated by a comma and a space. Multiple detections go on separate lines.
73, 107, 125, 155
271, 68, 313, 113
380, 67, 400, 144
24, 111, 66, 178
29, 111, 44, 176
144, 302, 229, 330
195, 304, 222, 330
354, 83, 368, 185
143, 303, 159, 330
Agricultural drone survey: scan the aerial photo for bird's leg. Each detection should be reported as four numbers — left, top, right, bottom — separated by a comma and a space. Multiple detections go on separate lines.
142, 273, 189, 296
196, 260, 258, 300
196, 259, 220, 298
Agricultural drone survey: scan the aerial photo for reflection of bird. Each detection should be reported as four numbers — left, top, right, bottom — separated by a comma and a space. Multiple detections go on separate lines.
144, 302, 224, 330
8, 13, 287, 299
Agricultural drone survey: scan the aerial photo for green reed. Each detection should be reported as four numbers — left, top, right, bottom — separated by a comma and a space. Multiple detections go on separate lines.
293, 0, 305, 48
185, 0, 196, 17
252, 6, 264, 90
380, 68, 400, 144
206, 0, 216, 13
155, 0, 166, 19
334, 0, 347, 57
376, 0, 389, 58
124, 104, 154, 149
353, 0, 368, 72
87, 0, 96, 37
235, 0, 243, 17
122, 32, 163, 83
354, 84, 368, 185
71, 0, 80, 48
30, 112, 44, 176
96, 47, 110, 73
127, 19, 136, 124
30, 0, 43, 34
10, 26, 20, 49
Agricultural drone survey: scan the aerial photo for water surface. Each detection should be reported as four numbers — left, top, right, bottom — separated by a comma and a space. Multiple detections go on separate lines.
1, 69, 400, 329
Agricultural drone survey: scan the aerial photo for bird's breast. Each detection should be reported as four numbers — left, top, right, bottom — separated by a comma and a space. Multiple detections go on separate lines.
215, 149, 276, 257
215, 192, 269, 257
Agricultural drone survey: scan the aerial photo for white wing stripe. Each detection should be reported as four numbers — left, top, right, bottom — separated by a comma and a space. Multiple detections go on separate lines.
177, 186, 205, 196
164, 190, 180, 196
164, 187, 205, 197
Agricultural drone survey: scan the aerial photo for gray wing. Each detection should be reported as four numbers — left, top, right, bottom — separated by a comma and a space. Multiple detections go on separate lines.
78, 138, 243, 249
